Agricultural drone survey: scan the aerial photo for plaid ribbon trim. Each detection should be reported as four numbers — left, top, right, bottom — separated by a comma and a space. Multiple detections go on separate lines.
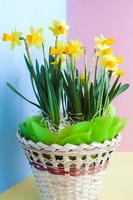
30, 161, 109, 176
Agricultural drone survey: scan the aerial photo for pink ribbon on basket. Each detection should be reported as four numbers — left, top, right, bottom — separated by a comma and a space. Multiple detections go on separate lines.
30, 161, 109, 176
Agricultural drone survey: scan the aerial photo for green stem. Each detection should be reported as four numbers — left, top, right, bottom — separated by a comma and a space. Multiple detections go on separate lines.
103, 93, 109, 114
97, 68, 106, 116
54, 36, 58, 64
23, 39, 36, 78
103, 71, 110, 113
84, 49, 87, 81
42, 43, 46, 65
94, 56, 99, 87
55, 36, 58, 48
70, 56, 75, 83
24, 39, 33, 66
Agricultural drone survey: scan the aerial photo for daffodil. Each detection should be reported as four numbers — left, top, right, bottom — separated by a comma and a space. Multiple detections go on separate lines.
50, 41, 66, 65
80, 73, 85, 81
2, 31, 22, 49
50, 47, 60, 55
113, 69, 125, 77
26, 26, 45, 49
80, 73, 85, 80
96, 47, 113, 57
64, 40, 84, 58
57, 41, 66, 53
50, 41, 66, 56
49, 20, 69, 36
95, 34, 114, 50
101, 55, 123, 71
116, 57, 123, 64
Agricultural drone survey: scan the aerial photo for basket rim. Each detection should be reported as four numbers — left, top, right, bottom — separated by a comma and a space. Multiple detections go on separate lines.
17, 132, 121, 153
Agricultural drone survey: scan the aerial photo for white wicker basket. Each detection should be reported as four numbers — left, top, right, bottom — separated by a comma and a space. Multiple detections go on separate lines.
17, 133, 120, 200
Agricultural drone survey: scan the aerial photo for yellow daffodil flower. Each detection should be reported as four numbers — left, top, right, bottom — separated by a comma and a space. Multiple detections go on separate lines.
116, 57, 123, 64
97, 47, 113, 57
50, 41, 66, 65
50, 47, 60, 55
95, 34, 114, 50
2, 33, 12, 41
26, 26, 45, 49
64, 40, 84, 58
101, 55, 123, 70
49, 20, 69, 36
57, 41, 66, 53
2, 31, 22, 49
50, 41, 66, 56
113, 69, 125, 77
80, 73, 85, 81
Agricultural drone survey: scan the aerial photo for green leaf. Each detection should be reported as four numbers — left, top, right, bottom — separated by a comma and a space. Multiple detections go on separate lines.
24, 55, 35, 76
109, 83, 121, 102
45, 68, 60, 127
116, 84, 129, 97
90, 83, 96, 118
30, 76, 41, 104
94, 56, 99, 87
96, 69, 106, 115
35, 59, 40, 75
109, 76, 120, 98
64, 70, 82, 114
7, 82, 40, 108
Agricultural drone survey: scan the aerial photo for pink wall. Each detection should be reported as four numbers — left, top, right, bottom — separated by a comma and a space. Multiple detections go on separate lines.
67, 0, 133, 151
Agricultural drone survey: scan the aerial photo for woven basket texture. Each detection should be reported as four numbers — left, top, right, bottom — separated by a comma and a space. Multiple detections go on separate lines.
17, 133, 120, 200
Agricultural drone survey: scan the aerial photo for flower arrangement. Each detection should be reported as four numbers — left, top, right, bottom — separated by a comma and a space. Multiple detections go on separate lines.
3, 20, 129, 145
3, 20, 130, 200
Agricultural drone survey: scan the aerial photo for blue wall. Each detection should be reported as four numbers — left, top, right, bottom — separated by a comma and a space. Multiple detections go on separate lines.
0, 0, 66, 192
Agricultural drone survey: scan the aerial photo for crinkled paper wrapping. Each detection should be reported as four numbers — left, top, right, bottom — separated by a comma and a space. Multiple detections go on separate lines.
19, 115, 127, 145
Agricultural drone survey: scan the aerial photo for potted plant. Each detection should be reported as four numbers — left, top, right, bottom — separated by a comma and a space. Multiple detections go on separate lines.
3, 21, 129, 200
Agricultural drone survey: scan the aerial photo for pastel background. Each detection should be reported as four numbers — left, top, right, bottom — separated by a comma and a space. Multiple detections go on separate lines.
0, 0, 66, 192
0, 0, 132, 192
